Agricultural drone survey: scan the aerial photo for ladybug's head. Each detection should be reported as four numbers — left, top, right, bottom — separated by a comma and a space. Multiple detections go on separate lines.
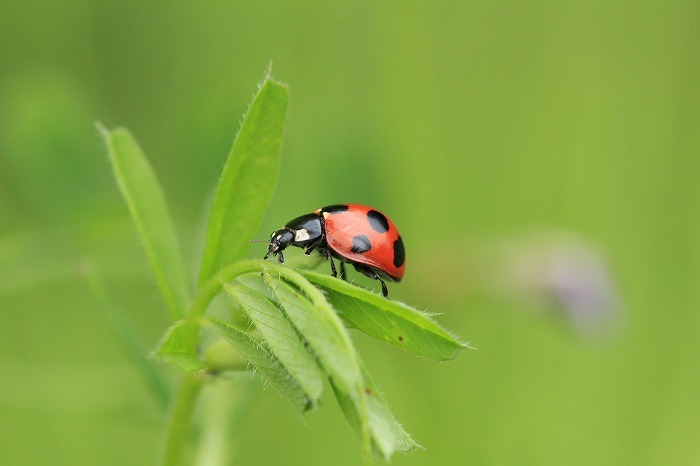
264, 228, 295, 263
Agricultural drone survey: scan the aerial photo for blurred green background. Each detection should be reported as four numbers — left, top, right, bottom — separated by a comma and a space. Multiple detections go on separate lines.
1, 1, 699, 465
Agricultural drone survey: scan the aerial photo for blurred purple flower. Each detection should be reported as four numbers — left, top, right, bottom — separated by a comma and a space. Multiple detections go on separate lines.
498, 232, 623, 340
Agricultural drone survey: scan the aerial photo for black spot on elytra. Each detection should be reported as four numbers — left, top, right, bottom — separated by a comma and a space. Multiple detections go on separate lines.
351, 235, 372, 254
393, 236, 405, 268
367, 210, 390, 233
322, 204, 349, 214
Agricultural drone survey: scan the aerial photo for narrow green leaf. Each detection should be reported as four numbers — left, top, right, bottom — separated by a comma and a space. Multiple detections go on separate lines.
83, 263, 171, 408
101, 126, 191, 319
264, 273, 361, 395
209, 318, 312, 413
299, 270, 470, 360
225, 279, 324, 404
198, 76, 289, 286
155, 320, 205, 372
332, 361, 420, 460
263, 272, 372, 460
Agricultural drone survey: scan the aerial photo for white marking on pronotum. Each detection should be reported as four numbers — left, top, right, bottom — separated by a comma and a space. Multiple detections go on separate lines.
294, 228, 310, 242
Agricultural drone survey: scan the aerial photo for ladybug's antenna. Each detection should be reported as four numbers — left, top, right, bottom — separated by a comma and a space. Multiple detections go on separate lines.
253, 238, 274, 261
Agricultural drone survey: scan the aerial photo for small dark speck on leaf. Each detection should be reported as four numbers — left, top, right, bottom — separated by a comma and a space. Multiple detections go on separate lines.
364, 387, 372, 396
398, 335, 404, 342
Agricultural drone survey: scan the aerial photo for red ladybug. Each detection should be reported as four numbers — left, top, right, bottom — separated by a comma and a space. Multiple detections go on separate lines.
263, 204, 405, 297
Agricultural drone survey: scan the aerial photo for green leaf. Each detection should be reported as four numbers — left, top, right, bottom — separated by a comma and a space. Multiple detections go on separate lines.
83, 263, 172, 408
299, 270, 470, 360
262, 271, 373, 461
155, 320, 205, 373
225, 279, 325, 405
262, 266, 417, 460
198, 76, 289, 286
264, 273, 362, 395
235, 273, 274, 297
209, 318, 312, 413
101, 126, 191, 319
332, 361, 420, 460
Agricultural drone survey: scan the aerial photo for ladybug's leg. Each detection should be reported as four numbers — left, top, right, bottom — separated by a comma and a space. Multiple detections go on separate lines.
339, 261, 347, 281
304, 238, 323, 256
318, 249, 337, 277
329, 256, 339, 278
353, 265, 389, 297
377, 275, 388, 297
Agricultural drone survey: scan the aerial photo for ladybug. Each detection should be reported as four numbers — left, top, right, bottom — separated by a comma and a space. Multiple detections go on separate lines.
263, 204, 405, 297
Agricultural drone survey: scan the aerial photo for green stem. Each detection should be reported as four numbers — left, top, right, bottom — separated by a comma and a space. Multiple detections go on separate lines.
190, 260, 268, 322
161, 260, 265, 466
162, 373, 205, 466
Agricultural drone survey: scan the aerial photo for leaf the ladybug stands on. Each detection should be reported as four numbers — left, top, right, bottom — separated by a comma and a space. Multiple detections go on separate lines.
299, 270, 470, 361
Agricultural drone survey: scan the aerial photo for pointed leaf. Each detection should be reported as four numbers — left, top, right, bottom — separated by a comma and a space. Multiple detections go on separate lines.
225, 279, 324, 404
155, 320, 205, 372
198, 77, 289, 286
101, 126, 191, 319
332, 361, 420, 460
209, 318, 312, 413
84, 264, 171, 408
264, 273, 362, 395
263, 271, 372, 459
300, 270, 470, 360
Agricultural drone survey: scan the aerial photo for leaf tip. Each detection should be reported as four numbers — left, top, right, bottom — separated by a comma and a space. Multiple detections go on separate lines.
258, 65, 289, 94
263, 60, 274, 80
94, 120, 109, 139
96, 123, 131, 143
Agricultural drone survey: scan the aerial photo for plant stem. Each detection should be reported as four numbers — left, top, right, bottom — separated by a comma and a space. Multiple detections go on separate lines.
162, 260, 263, 466
190, 260, 266, 321
162, 373, 205, 466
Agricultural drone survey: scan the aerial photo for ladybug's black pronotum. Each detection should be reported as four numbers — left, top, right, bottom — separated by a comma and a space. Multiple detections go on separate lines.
262, 204, 406, 297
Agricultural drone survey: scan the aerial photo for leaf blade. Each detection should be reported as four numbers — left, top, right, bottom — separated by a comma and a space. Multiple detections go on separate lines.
299, 270, 470, 360
198, 77, 289, 286
263, 268, 417, 460
225, 279, 325, 405
84, 263, 172, 408
102, 126, 191, 319
209, 318, 312, 413
264, 273, 361, 395
332, 361, 420, 460
155, 320, 205, 373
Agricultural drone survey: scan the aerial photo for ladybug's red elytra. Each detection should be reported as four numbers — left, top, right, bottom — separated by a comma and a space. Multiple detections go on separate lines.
263, 204, 405, 297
